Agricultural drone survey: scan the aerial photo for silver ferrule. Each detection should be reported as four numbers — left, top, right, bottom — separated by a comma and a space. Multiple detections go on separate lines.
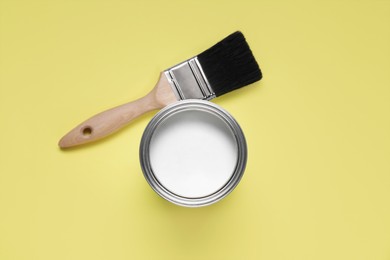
164, 57, 215, 101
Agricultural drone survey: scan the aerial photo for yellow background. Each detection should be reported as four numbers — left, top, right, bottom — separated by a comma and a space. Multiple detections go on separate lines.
1, 0, 389, 259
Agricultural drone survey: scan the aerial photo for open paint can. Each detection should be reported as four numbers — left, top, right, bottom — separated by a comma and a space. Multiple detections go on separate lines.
139, 100, 247, 207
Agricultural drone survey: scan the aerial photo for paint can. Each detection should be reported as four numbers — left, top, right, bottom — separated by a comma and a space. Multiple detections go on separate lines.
139, 100, 247, 207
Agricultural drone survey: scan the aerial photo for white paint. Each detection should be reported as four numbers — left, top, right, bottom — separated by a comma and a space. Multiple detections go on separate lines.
149, 110, 238, 198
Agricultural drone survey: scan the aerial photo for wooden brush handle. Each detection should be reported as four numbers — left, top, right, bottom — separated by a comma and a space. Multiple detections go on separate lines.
58, 73, 177, 148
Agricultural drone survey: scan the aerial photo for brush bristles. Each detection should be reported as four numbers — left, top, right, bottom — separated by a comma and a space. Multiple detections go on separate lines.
197, 31, 262, 97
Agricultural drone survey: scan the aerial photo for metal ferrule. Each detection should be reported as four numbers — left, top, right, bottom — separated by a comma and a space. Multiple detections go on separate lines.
164, 57, 215, 101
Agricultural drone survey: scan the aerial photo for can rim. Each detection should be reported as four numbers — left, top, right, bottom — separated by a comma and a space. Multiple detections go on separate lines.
139, 100, 247, 207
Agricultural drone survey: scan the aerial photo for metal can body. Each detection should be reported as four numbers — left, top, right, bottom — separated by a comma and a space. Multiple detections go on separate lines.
140, 100, 247, 207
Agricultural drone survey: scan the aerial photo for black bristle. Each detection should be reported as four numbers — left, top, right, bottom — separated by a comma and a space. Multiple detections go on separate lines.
197, 31, 262, 97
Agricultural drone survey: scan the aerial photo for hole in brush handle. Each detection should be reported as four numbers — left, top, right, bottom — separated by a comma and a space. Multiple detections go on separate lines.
81, 126, 93, 137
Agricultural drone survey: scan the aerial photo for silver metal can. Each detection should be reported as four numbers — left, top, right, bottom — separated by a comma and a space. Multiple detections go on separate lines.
139, 100, 247, 207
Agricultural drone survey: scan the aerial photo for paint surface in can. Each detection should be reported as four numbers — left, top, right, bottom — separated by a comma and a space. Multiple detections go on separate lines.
149, 110, 238, 198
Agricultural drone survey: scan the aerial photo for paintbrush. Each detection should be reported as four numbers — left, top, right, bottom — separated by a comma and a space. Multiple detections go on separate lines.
59, 31, 262, 148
